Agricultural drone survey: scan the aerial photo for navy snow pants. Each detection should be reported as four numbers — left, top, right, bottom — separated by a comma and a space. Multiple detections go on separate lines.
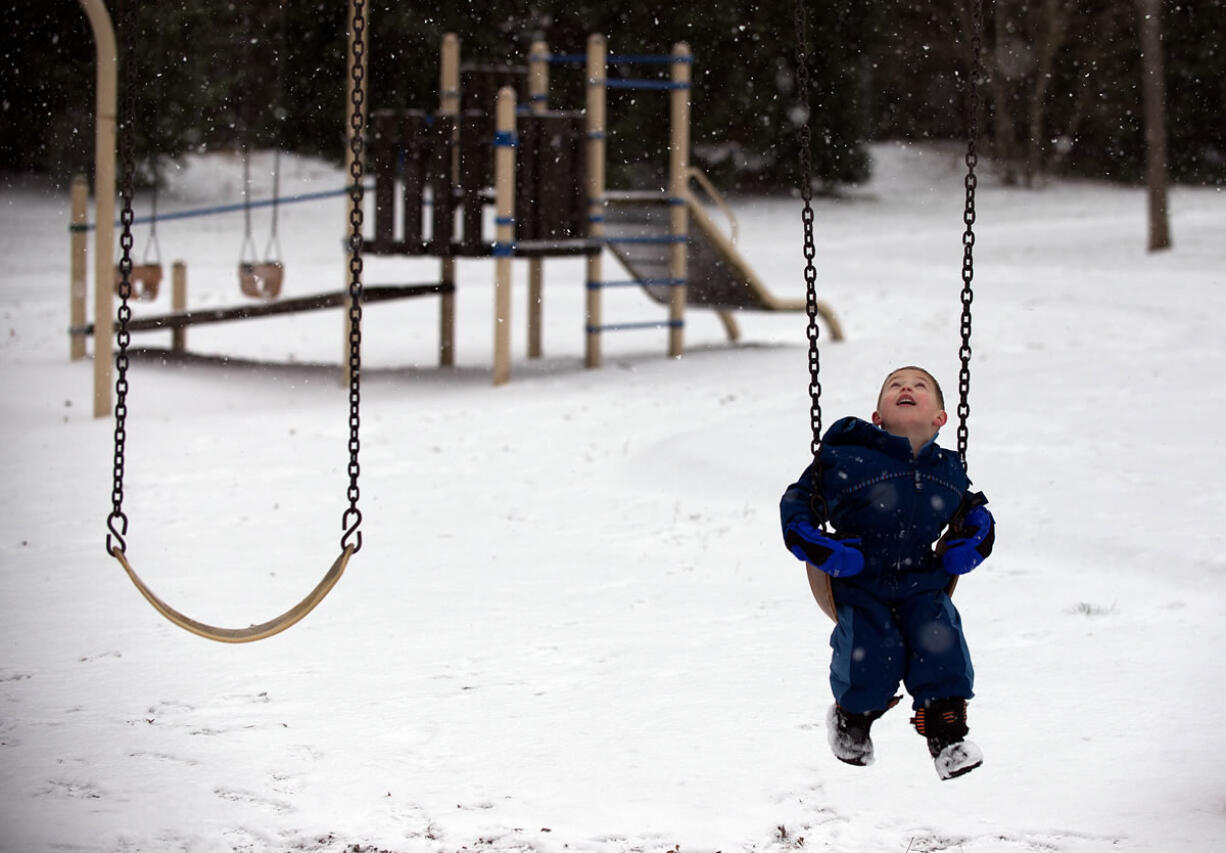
829, 586, 974, 713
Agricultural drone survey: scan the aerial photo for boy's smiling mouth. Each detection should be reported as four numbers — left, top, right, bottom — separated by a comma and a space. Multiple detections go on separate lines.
897, 395, 916, 406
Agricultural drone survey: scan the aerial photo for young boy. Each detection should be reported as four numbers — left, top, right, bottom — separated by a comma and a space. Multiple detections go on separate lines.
779, 366, 995, 780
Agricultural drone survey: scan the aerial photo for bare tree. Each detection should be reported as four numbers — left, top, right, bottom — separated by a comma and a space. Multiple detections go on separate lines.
1023, 0, 1074, 186
1135, 0, 1171, 250
974, 0, 1074, 187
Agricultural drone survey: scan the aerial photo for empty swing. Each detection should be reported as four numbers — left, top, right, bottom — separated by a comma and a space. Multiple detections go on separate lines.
237, 3, 287, 300
792, 0, 986, 621
112, 31, 164, 302
112, 173, 163, 301
105, 0, 370, 642
237, 145, 286, 299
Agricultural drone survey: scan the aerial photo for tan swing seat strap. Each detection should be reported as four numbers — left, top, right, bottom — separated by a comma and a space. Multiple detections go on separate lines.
110, 545, 353, 643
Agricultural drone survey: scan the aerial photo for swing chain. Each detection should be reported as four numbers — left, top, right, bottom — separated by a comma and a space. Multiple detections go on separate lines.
341, 0, 367, 554
956, 0, 985, 471
107, 0, 137, 557
794, 0, 830, 529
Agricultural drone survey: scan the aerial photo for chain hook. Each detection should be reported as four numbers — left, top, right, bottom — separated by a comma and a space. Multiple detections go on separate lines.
341, 507, 363, 554
106, 513, 128, 556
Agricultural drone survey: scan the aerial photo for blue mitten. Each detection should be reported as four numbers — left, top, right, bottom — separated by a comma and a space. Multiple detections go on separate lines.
784, 522, 864, 577
940, 505, 995, 575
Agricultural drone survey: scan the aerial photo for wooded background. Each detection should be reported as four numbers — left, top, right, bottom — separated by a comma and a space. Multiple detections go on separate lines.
3, 0, 1222, 191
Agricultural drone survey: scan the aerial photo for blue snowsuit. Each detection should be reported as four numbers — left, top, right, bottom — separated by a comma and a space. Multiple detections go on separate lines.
780, 416, 976, 714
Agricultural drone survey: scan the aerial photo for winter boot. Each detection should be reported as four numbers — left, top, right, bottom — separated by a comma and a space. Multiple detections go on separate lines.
911, 697, 983, 780
826, 704, 888, 767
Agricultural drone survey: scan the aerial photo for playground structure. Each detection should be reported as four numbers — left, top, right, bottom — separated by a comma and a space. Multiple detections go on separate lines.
71, 18, 843, 415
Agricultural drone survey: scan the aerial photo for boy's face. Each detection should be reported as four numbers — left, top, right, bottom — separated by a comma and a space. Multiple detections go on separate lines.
872, 368, 948, 438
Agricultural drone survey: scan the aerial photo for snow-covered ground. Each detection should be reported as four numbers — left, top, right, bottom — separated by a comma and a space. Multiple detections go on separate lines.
1, 141, 1224, 852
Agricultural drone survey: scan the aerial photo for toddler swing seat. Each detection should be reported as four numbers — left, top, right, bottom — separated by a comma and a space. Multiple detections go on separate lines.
238, 260, 285, 299
113, 222, 163, 301
113, 262, 163, 301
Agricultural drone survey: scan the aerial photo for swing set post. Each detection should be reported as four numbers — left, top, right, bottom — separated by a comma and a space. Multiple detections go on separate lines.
667, 42, 691, 359
526, 39, 549, 360
584, 34, 607, 369
171, 261, 188, 352
492, 87, 517, 386
77, 0, 117, 418
70, 176, 89, 362
437, 33, 460, 368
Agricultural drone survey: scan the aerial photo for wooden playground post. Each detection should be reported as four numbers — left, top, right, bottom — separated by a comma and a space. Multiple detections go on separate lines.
342, 0, 368, 387
70, 176, 88, 361
526, 39, 549, 360
584, 34, 607, 369
492, 87, 517, 385
438, 33, 460, 368
492, 85, 517, 384
668, 42, 691, 359
78, 0, 117, 418
171, 261, 187, 352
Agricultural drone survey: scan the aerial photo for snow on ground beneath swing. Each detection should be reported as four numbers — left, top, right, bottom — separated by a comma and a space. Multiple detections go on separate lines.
1, 141, 1225, 853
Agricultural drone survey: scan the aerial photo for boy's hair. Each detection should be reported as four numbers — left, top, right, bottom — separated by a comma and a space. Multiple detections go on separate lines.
878, 366, 945, 409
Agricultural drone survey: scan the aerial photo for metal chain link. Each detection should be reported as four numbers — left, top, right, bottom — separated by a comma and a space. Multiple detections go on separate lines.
107, 0, 137, 557
956, 0, 985, 472
341, 0, 366, 554
794, 0, 829, 529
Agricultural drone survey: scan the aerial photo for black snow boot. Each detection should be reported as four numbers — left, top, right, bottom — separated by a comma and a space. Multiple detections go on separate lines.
911, 697, 983, 780
826, 704, 888, 767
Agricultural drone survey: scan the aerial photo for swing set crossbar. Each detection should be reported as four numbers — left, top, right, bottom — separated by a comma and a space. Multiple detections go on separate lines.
70, 283, 451, 336
70, 184, 373, 232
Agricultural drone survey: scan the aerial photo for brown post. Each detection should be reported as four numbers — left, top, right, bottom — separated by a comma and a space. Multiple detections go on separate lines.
526, 39, 549, 359
78, 0, 117, 417
667, 43, 691, 359
492, 87, 517, 386
438, 33, 460, 366
171, 261, 187, 352
70, 175, 89, 361
584, 34, 607, 369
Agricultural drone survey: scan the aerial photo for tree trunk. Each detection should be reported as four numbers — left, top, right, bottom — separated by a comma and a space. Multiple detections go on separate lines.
987, 1, 1020, 185
1135, 0, 1172, 251
1024, 0, 1073, 187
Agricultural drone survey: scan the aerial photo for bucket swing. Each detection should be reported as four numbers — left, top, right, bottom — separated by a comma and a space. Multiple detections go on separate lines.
113, 174, 163, 301
237, 148, 286, 300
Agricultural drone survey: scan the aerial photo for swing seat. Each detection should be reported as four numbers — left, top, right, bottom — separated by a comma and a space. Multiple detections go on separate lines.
113, 263, 164, 301
111, 544, 353, 643
239, 261, 284, 299
806, 563, 958, 623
